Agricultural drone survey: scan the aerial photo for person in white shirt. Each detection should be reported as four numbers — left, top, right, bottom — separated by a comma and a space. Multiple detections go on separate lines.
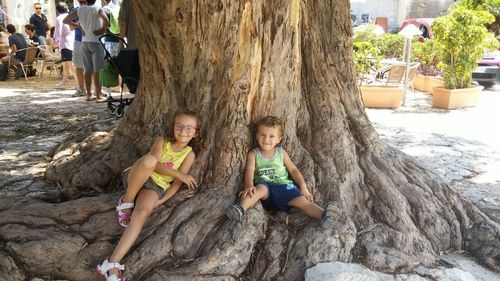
64, 0, 109, 102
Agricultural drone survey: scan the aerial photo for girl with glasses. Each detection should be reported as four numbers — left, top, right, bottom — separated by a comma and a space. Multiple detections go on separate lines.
97, 110, 202, 281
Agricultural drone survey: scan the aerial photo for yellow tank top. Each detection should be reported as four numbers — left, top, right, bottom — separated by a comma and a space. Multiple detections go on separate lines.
149, 141, 192, 191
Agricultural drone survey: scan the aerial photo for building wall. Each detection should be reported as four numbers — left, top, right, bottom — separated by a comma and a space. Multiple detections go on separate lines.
350, 0, 453, 32
407, 0, 453, 18
351, 0, 401, 32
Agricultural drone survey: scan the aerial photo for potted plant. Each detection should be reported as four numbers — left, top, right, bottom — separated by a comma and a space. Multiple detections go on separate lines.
353, 24, 382, 85
353, 25, 404, 108
353, 41, 380, 85
411, 39, 444, 93
431, 5, 496, 109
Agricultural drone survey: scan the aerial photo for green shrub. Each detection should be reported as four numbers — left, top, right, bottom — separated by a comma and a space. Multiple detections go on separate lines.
353, 24, 382, 84
353, 41, 380, 83
374, 33, 405, 59
411, 39, 442, 76
432, 5, 497, 89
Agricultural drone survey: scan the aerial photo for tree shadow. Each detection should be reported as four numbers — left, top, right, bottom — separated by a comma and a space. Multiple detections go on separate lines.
0, 79, 120, 202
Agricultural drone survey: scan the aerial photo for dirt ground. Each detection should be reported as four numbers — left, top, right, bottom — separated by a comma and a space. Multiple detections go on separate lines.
0, 76, 119, 198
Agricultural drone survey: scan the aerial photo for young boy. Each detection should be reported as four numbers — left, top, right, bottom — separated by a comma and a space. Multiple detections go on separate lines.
226, 116, 341, 228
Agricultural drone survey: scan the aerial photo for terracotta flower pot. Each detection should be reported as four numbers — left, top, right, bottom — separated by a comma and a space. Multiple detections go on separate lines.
360, 85, 403, 109
431, 85, 482, 109
413, 75, 444, 93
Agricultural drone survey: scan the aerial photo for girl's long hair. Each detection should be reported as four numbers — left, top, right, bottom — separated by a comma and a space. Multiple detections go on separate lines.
165, 110, 203, 154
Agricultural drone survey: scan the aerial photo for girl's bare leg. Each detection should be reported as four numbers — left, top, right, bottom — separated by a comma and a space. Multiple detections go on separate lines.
108, 188, 158, 275
123, 154, 158, 204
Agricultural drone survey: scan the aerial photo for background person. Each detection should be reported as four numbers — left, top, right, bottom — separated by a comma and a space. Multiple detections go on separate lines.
29, 3, 50, 45
0, 27, 8, 59
24, 24, 40, 46
0, 24, 28, 68
118, 0, 137, 48
70, 0, 87, 97
53, 2, 76, 89
64, 0, 109, 102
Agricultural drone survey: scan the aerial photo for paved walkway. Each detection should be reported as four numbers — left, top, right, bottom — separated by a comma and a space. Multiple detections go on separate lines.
366, 86, 500, 223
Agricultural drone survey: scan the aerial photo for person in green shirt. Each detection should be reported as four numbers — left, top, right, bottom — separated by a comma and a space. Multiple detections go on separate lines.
226, 116, 341, 229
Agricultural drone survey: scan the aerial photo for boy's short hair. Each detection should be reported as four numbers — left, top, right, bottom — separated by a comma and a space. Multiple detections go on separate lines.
256, 116, 283, 134
6, 24, 16, 34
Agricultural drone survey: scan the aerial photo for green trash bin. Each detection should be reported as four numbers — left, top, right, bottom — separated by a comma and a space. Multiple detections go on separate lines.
100, 61, 119, 88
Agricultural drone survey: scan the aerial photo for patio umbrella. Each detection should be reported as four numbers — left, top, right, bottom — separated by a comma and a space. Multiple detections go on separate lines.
353, 24, 386, 35
398, 24, 422, 105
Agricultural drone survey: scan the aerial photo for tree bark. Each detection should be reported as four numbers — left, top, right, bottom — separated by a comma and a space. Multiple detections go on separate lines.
1, 1, 498, 280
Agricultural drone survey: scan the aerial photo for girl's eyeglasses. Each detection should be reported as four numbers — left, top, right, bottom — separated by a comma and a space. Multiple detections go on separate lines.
174, 123, 196, 133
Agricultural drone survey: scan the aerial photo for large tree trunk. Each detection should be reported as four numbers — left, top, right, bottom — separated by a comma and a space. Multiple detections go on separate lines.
2, 1, 498, 280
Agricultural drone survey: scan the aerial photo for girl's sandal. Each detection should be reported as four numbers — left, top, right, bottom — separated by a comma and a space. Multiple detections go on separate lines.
116, 195, 134, 228
96, 259, 126, 281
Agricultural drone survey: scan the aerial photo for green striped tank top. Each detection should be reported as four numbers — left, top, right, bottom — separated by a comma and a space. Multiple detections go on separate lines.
253, 147, 293, 185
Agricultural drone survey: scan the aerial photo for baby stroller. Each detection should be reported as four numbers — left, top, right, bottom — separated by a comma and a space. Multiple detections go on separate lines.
99, 34, 140, 118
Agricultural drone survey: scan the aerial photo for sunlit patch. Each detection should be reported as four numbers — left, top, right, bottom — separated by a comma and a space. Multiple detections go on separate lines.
0, 90, 25, 97
31, 97, 84, 104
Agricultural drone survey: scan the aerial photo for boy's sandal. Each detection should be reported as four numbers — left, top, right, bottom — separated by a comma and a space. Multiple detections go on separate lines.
321, 201, 342, 229
116, 195, 134, 228
226, 204, 245, 221
96, 259, 126, 281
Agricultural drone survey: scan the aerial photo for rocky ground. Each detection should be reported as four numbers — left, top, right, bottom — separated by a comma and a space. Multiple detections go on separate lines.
0, 77, 499, 280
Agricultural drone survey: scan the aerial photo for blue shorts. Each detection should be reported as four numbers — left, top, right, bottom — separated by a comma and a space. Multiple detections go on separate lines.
257, 182, 302, 212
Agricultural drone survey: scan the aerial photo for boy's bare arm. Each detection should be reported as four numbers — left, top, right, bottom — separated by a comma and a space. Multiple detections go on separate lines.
283, 150, 314, 202
240, 151, 257, 199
